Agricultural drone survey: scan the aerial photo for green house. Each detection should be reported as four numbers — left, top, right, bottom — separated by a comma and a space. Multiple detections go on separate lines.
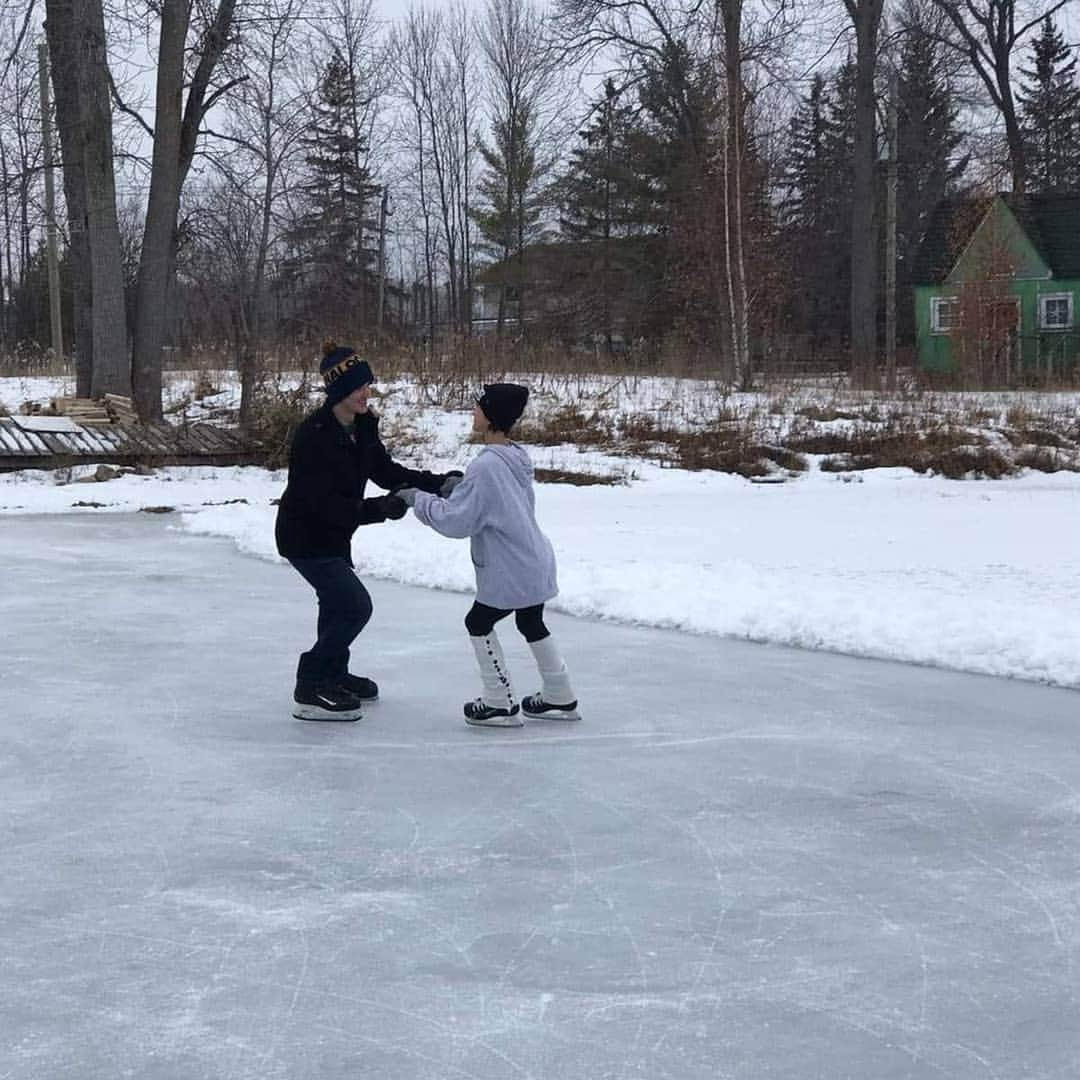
913, 193, 1080, 378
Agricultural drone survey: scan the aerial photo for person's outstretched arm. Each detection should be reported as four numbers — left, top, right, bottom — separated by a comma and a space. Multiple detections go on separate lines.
409, 468, 488, 539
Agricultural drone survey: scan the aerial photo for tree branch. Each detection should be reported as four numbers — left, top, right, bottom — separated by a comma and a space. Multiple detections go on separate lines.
1, 0, 36, 88
109, 70, 155, 138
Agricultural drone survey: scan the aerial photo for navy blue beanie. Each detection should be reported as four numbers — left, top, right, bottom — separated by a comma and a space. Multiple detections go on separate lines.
321, 346, 374, 404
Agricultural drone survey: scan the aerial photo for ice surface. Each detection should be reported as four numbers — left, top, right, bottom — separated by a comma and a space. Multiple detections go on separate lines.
2, 515, 1078, 1079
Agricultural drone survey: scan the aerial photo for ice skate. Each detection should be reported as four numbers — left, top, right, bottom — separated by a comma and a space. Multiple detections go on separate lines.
521, 693, 580, 721
466, 632, 521, 727
464, 699, 524, 726
522, 637, 580, 720
292, 683, 364, 721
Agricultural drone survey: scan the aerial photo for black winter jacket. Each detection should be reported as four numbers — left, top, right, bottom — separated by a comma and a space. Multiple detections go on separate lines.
275, 404, 445, 562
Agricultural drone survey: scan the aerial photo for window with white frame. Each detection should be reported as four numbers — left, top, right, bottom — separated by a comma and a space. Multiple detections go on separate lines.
931, 297, 960, 332
1039, 293, 1074, 330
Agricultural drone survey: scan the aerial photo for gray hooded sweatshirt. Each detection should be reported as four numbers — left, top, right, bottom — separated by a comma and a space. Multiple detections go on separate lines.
412, 443, 558, 610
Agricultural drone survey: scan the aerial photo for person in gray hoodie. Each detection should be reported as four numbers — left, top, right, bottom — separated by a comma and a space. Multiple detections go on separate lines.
395, 384, 580, 727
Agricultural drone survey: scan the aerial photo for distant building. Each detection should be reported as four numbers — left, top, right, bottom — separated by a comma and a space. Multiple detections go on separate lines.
913, 193, 1080, 379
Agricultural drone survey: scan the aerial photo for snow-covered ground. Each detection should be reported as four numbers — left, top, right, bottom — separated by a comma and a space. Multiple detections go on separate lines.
3, 373, 1079, 690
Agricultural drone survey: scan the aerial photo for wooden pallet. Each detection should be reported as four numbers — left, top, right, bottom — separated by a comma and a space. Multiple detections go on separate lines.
0, 415, 261, 471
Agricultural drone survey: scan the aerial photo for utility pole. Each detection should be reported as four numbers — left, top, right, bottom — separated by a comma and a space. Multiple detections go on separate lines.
376, 186, 389, 335
885, 72, 898, 393
38, 41, 63, 365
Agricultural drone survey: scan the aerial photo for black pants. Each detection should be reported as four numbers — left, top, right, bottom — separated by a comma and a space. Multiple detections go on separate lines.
464, 601, 549, 643
289, 556, 373, 688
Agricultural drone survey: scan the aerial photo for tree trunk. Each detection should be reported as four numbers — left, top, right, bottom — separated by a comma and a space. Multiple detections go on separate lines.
46, 0, 129, 399
998, 58, 1027, 194
131, 0, 189, 421
719, 0, 750, 388
0, 142, 11, 356
131, 0, 236, 421
848, 0, 883, 387
40, 23, 91, 392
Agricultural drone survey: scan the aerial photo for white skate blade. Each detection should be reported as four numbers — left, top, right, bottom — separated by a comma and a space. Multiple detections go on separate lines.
464, 712, 524, 728
522, 702, 581, 721
292, 703, 363, 722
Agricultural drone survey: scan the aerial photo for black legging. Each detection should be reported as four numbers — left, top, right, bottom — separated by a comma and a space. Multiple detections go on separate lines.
464, 601, 549, 643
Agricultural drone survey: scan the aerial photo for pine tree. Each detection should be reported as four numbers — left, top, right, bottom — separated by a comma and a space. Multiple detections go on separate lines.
473, 107, 542, 259
779, 65, 855, 350
624, 40, 727, 343
554, 80, 651, 348
1019, 17, 1080, 194
283, 49, 380, 331
626, 40, 718, 234
895, 26, 968, 343
558, 79, 640, 243
780, 75, 831, 237
472, 104, 545, 332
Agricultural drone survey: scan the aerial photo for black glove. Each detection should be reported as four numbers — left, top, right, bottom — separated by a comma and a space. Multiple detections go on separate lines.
369, 494, 407, 521
439, 471, 464, 497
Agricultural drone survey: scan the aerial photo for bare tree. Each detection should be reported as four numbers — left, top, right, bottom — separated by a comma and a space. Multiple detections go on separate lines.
842, 0, 886, 384
711, 0, 752, 386
394, 9, 440, 344
206, 0, 309, 427
45, 0, 129, 397
130, 0, 240, 422
449, 3, 479, 332
393, 5, 480, 337
0, 31, 41, 356
921, 0, 1071, 192
476, 0, 563, 336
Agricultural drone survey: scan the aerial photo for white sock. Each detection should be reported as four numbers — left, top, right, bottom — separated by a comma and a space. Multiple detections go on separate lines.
528, 636, 576, 706
469, 632, 517, 710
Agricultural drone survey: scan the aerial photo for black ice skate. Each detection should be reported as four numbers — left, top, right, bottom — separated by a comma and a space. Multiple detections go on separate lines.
521, 694, 581, 721
463, 699, 523, 727
338, 674, 379, 702
293, 684, 364, 722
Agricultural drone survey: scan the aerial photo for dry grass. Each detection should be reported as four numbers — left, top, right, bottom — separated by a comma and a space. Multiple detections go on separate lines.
511, 380, 1080, 479
245, 374, 318, 469
533, 468, 622, 486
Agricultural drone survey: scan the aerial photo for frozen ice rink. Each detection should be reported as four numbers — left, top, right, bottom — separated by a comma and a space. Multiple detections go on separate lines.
3, 514, 1078, 1079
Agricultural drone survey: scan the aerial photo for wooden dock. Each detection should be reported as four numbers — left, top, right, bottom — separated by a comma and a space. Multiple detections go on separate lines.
0, 415, 260, 472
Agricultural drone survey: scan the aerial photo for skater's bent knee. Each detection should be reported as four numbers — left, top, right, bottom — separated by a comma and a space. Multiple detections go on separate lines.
515, 607, 548, 642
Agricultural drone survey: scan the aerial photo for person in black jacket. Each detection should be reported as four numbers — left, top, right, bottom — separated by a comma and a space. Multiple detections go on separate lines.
275, 341, 460, 721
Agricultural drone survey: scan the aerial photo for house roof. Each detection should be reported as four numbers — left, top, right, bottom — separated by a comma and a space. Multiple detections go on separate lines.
912, 196, 993, 285
474, 236, 663, 287
914, 192, 1080, 284
1005, 193, 1080, 279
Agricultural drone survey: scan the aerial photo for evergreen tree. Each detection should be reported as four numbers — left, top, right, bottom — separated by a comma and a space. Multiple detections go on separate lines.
473, 106, 542, 259
1019, 17, 1080, 194
554, 79, 653, 348
472, 104, 546, 332
779, 64, 856, 350
896, 26, 968, 342
625, 40, 719, 235
557, 79, 641, 243
283, 49, 380, 332
624, 40, 727, 343
780, 75, 831, 236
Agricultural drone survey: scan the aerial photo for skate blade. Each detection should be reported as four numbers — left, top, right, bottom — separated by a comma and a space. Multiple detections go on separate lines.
292, 704, 364, 722
522, 707, 581, 721
464, 714, 525, 728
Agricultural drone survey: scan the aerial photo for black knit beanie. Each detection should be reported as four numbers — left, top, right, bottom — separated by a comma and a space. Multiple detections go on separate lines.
476, 383, 529, 432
